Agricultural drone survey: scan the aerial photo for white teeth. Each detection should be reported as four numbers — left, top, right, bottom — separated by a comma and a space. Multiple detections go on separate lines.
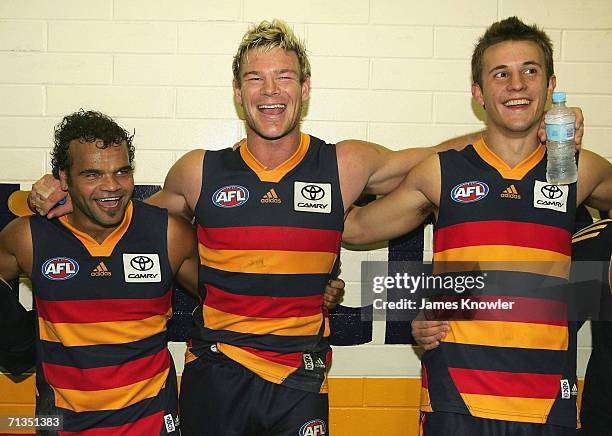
505, 99, 530, 106
258, 104, 285, 109
97, 198, 119, 202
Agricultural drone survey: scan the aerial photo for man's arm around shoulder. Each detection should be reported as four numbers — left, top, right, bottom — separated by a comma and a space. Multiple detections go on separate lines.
146, 149, 206, 221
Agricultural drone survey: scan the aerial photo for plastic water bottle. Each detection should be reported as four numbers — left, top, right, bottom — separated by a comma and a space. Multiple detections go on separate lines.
545, 92, 577, 185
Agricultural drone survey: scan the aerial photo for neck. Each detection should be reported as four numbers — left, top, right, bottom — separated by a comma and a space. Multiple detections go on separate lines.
66, 212, 116, 244
482, 125, 541, 167
244, 128, 302, 169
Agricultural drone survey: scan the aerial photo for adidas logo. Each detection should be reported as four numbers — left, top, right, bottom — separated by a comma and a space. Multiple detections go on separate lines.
261, 188, 282, 204
500, 184, 521, 199
91, 261, 112, 277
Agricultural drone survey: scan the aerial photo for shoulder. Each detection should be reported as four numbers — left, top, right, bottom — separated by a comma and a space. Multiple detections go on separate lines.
173, 149, 206, 173
578, 148, 610, 174
0, 216, 33, 259
2, 216, 31, 236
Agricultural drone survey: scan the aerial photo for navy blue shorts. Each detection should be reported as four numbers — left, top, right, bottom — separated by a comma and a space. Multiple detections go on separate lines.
421, 411, 577, 436
179, 345, 328, 436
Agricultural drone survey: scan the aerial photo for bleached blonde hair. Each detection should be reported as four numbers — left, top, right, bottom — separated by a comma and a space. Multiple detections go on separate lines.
232, 19, 311, 85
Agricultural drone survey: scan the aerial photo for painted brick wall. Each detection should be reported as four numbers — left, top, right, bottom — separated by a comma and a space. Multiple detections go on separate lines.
0, 1, 610, 434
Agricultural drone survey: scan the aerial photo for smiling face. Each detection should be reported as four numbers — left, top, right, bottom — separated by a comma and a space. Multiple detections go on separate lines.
59, 139, 134, 237
233, 47, 310, 142
472, 40, 556, 138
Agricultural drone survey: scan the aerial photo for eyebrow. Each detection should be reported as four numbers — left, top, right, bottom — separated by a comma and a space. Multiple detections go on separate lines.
79, 165, 132, 175
488, 60, 543, 74
242, 68, 298, 77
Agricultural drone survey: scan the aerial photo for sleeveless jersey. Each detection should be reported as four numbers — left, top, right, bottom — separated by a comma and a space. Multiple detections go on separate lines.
421, 139, 578, 427
572, 219, 612, 428
191, 133, 343, 393
30, 201, 177, 435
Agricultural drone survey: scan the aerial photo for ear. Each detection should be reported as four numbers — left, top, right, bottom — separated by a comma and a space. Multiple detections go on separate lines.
59, 169, 69, 191
301, 76, 311, 101
471, 82, 485, 107
547, 74, 556, 95
233, 80, 242, 105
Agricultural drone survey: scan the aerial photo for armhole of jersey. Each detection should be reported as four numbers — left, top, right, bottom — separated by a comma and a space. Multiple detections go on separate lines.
329, 143, 345, 216
192, 150, 209, 220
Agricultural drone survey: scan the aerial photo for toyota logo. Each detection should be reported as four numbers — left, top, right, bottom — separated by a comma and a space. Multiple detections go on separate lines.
130, 256, 154, 271
301, 185, 325, 201
540, 184, 563, 199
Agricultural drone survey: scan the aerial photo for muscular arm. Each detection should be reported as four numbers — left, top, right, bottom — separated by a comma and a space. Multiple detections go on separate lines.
0, 217, 32, 281
337, 132, 481, 210
578, 149, 612, 211
167, 214, 199, 299
146, 149, 205, 221
342, 155, 440, 245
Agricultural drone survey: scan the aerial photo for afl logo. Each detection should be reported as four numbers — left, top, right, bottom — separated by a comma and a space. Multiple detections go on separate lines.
42, 257, 79, 280
451, 181, 489, 203
299, 419, 326, 436
212, 185, 249, 208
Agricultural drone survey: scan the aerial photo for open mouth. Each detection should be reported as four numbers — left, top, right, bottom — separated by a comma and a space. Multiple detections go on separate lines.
95, 197, 121, 209
257, 103, 286, 115
503, 98, 531, 108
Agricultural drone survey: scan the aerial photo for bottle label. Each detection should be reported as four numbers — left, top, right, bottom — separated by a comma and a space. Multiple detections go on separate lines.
545, 122, 575, 141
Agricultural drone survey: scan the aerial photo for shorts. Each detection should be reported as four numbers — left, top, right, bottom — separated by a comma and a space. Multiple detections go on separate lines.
179, 344, 328, 436
421, 411, 577, 436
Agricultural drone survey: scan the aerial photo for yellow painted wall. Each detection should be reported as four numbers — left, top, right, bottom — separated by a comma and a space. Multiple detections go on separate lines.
0, 374, 584, 436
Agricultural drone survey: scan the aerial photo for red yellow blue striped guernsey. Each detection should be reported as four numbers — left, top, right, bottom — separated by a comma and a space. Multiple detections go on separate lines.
421, 139, 578, 428
30, 201, 178, 435
191, 133, 343, 393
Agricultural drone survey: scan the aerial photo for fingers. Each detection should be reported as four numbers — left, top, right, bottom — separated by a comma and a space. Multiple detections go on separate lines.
328, 278, 345, 291
537, 117, 546, 143
47, 196, 73, 219
411, 319, 450, 350
574, 118, 584, 149
323, 278, 345, 310
29, 175, 66, 216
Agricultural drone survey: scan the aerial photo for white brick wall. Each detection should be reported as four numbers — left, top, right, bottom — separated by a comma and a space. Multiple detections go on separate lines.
1, 0, 610, 379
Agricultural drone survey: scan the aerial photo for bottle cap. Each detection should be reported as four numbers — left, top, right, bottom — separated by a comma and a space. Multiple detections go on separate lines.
552, 92, 567, 103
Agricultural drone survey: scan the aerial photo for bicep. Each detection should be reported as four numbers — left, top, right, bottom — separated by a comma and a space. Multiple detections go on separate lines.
579, 150, 612, 211
0, 218, 31, 280
145, 149, 204, 220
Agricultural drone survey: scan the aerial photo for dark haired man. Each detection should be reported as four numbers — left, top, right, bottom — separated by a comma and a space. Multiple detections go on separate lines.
344, 17, 611, 435
0, 110, 199, 434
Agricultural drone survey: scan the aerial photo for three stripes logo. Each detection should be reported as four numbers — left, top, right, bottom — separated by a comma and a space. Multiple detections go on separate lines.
500, 184, 521, 200
91, 261, 112, 277
261, 188, 282, 204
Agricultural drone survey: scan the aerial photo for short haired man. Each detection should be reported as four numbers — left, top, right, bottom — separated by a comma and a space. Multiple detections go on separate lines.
344, 17, 611, 435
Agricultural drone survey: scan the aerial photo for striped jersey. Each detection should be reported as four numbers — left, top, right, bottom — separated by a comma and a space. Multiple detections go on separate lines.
191, 133, 343, 393
30, 201, 178, 435
421, 139, 578, 427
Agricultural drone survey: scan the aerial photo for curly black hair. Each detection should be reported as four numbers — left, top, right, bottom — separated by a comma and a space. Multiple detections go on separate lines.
51, 109, 135, 178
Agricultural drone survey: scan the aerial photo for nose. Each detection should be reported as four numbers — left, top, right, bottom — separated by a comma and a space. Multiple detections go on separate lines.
100, 174, 120, 191
261, 76, 280, 96
508, 73, 526, 91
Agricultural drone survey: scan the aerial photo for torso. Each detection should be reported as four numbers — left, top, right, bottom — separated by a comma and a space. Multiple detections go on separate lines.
422, 138, 578, 427
29, 201, 178, 434
190, 133, 344, 393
